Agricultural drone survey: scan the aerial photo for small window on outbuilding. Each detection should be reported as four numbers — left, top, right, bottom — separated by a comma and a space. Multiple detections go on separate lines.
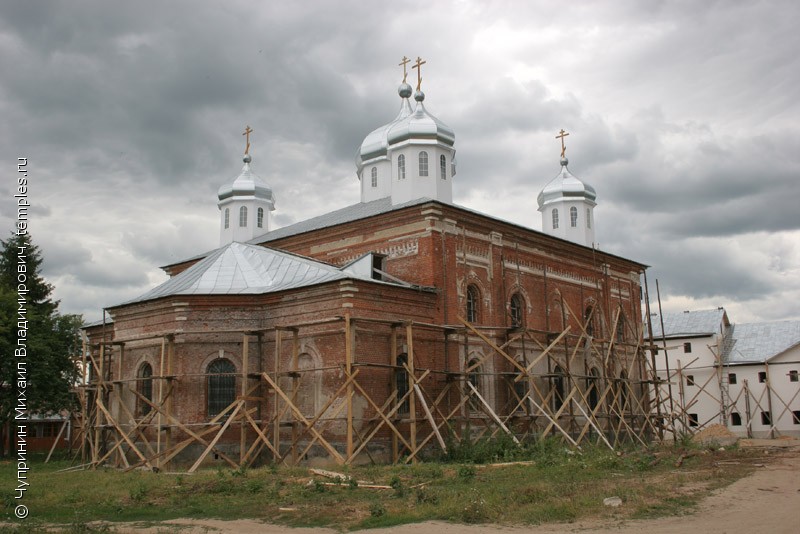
730, 412, 742, 426
239, 206, 247, 227
758, 371, 767, 383
688, 413, 699, 427
761, 411, 771, 425
683, 342, 692, 353
686, 375, 695, 386
552, 208, 559, 229
570, 206, 578, 227
789, 370, 799, 382
728, 373, 737, 384
793, 411, 800, 425
257, 207, 264, 228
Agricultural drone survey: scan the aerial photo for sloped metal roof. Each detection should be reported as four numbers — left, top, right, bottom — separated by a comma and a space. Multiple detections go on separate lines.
647, 308, 727, 338
724, 320, 800, 364
118, 242, 360, 307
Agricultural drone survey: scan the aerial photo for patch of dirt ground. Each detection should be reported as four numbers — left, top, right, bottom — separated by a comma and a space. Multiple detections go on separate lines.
106, 443, 800, 534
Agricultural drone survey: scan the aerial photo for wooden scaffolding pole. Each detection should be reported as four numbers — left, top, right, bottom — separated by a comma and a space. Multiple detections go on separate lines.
406, 322, 417, 463
345, 313, 354, 460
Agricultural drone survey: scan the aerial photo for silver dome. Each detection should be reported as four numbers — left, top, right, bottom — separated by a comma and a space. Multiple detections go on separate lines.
537, 157, 596, 209
218, 155, 275, 206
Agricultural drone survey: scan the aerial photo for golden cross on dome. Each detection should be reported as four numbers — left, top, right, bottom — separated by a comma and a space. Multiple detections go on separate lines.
399, 56, 411, 83
242, 125, 253, 155
412, 56, 426, 91
556, 129, 569, 158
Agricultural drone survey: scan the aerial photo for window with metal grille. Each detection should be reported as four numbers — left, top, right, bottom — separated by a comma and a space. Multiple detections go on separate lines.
257, 207, 264, 228
419, 151, 428, 176
239, 206, 247, 227
728, 373, 737, 384
758, 371, 767, 383
207, 358, 236, 417
466, 285, 480, 323
398, 154, 406, 180
137, 363, 153, 416
790, 370, 798, 382
570, 206, 578, 227
440, 154, 446, 180
683, 342, 692, 353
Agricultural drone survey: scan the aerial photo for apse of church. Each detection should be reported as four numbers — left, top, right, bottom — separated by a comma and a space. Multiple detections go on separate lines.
82, 58, 651, 470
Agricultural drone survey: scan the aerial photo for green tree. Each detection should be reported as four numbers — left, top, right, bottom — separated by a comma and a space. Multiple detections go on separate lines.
0, 233, 81, 456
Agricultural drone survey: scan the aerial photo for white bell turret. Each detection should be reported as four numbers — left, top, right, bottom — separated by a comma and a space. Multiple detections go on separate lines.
537, 131, 596, 247
217, 127, 276, 246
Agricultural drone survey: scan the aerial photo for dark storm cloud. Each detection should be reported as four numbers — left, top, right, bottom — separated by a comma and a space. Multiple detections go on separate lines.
0, 0, 797, 323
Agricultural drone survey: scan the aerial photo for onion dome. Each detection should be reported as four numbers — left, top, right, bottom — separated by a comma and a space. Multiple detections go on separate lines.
537, 156, 596, 210
355, 83, 414, 174
217, 153, 275, 209
386, 89, 455, 149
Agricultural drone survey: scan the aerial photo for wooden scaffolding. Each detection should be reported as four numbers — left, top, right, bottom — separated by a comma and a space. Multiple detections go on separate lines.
74, 309, 674, 472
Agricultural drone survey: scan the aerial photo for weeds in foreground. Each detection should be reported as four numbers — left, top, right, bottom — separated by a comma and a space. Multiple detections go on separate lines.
0, 444, 760, 531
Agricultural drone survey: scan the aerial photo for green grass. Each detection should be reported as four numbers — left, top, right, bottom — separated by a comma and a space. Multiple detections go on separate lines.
0, 442, 761, 532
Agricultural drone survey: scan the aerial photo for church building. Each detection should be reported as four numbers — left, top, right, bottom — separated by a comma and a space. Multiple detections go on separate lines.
82, 58, 651, 470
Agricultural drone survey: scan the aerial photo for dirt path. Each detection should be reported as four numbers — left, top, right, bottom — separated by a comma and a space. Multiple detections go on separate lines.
118, 445, 800, 534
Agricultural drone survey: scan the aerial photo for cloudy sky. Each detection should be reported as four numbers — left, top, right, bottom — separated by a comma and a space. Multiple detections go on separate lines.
1, 0, 798, 325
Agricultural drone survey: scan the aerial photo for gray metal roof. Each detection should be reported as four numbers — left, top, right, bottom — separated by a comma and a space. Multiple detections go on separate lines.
118, 242, 364, 307
249, 196, 432, 245
724, 320, 800, 364
647, 308, 728, 338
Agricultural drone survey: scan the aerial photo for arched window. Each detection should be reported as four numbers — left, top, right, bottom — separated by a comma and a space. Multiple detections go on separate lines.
296, 353, 319, 418
584, 306, 595, 337
224, 208, 230, 229
616, 313, 625, 343
467, 358, 481, 410
371, 167, 378, 188
552, 365, 566, 412
207, 358, 236, 417
398, 154, 406, 180
137, 363, 153, 417
570, 206, 578, 227
239, 206, 247, 227
396, 353, 409, 415
552, 208, 559, 229
510, 293, 524, 328
419, 151, 428, 176
587, 368, 600, 412
440, 154, 447, 180
257, 207, 264, 228
586, 208, 591, 229
618, 370, 629, 412
466, 285, 480, 323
